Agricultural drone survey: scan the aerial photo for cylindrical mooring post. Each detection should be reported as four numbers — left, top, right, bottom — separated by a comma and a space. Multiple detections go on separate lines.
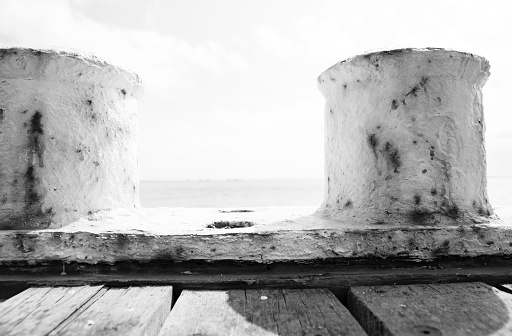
0, 48, 143, 229
317, 48, 492, 225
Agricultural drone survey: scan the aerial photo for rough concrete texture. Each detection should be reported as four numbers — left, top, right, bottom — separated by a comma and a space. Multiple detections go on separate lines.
1, 206, 512, 264
0, 48, 143, 230
317, 48, 492, 225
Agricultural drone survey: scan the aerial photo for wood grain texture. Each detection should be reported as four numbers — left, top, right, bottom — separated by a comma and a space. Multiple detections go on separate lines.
0, 285, 103, 336
48, 287, 108, 335
51, 286, 173, 336
158, 288, 367, 336
347, 282, 512, 336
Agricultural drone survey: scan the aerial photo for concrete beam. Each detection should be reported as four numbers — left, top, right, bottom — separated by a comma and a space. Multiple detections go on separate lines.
1, 206, 512, 264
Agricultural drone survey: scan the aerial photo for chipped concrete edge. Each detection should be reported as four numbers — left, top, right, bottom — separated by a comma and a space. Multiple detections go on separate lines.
2, 207, 512, 264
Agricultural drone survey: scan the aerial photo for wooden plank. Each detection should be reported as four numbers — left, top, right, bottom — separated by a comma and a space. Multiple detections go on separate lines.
158, 288, 367, 336
347, 282, 512, 336
48, 287, 108, 335
0, 285, 103, 336
50, 286, 172, 336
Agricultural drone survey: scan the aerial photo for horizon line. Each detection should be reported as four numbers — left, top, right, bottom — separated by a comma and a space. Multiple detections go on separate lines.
140, 176, 512, 183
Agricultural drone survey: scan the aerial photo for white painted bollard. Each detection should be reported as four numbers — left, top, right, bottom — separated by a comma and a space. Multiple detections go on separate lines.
317, 48, 492, 225
0, 48, 143, 229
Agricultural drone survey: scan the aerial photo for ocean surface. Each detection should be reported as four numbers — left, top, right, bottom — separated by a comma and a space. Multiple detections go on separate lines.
140, 178, 512, 208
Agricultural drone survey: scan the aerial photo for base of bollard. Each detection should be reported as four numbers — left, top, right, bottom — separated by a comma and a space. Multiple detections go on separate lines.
1, 206, 512, 264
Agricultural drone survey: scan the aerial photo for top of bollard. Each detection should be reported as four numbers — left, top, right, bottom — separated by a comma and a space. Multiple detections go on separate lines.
324, 47, 488, 69
0, 48, 144, 98
342, 47, 485, 62
317, 47, 490, 92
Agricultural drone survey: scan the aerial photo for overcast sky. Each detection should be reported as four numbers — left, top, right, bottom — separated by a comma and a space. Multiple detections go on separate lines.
0, 0, 511, 180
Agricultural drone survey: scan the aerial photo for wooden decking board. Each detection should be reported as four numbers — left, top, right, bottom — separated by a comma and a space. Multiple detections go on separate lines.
159, 290, 276, 336
48, 287, 108, 335
3, 282, 512, 335
0, 286, 103, 336
158, 288, 367, 336
347, 282, 512, 336
51, 286, 173, 336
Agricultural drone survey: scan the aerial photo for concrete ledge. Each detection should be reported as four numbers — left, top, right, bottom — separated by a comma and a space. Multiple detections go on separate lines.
2, 206, 512, 264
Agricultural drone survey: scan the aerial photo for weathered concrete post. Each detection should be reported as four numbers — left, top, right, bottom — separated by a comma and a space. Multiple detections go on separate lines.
0, 48, 143, 229
317, 48, 492, 225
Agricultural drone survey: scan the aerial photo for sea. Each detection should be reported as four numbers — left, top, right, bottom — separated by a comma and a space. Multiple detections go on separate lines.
140, 178, 512, 208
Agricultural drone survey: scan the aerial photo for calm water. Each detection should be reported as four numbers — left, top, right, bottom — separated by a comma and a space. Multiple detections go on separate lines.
140, 178, 512, 208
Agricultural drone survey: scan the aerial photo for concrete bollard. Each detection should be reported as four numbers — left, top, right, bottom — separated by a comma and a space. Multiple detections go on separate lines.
317, 48, 492, 225
0, 48, 143, 230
